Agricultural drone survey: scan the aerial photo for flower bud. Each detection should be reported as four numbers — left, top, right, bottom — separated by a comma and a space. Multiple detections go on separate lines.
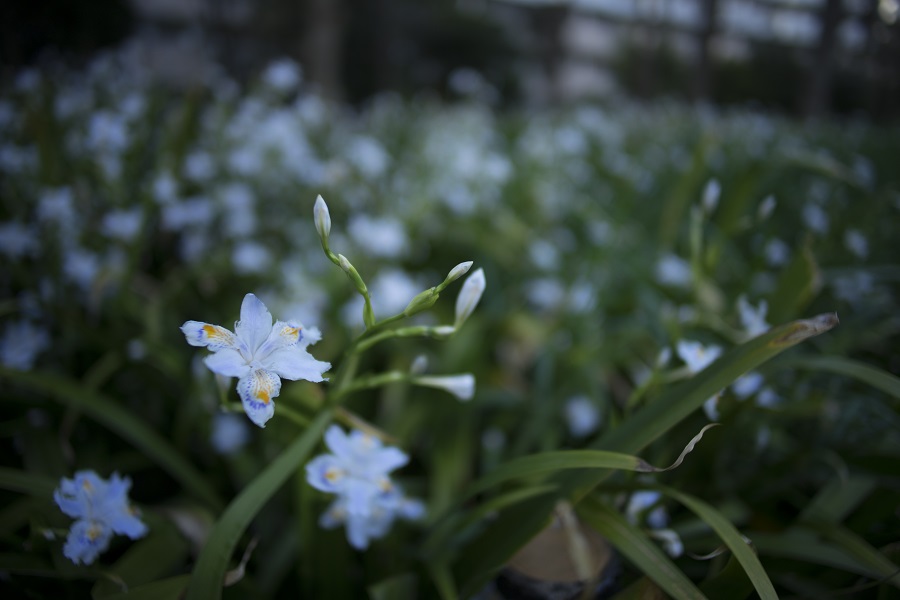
437, 261, 473, 292
448, 260, 473, 280
404, 288, 439, 317
454, 268, 486, 328
338, 254, 368, 295
413, 374, 475, 401
314, 195, 331, 240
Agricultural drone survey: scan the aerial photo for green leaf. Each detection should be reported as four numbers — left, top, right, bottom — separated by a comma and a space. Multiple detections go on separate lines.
0, 467, 57, 497
428, 562, 459, 600
424, 485, 559, 560
698, 554, 754, 600
799, 474, 877, 524
102, 575, 190, 600
367, 572, 419, 600
0, 368, 222, 511
92, 520, 189, 599
659, 137, 710, 248
780, 355, 900, 401
184, 408, 333, 600
750, 528, 895, 582
768, 240, 820, 324
803, 522, 900, 590
655, 485, 777, 600
578, 497, 706, 600
453, 313, 838, 594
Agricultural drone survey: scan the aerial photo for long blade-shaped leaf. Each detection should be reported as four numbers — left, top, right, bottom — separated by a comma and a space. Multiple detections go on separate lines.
579, 497, 706, 600
0, 368, 221, 510
656, 485, 777, 600
0, 467, 56, 497
184, 409, 333, 600
453, 314, 836, 593
780, 355, 900, 400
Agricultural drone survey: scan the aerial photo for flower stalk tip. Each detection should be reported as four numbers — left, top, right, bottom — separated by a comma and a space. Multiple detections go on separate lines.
314, 195, 332, 241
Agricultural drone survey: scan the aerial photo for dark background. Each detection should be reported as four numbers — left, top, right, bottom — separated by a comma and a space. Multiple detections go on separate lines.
2, 0, 899, 118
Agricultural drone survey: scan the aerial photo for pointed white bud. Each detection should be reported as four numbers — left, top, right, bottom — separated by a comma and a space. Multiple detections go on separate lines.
454, 268, 486, 328
413, 374, 475, 401
446, 261, 473, 283
702, 179, 720, 214
314, 195, 331, 240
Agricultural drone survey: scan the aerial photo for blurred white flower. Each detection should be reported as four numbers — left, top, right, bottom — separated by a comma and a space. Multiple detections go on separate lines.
702, 178, 721, 214
162, 197, 214, 231
843, 229, 869, 259
63, 248, 101, 291
262, 58, 302, 92
764, 238, 791, 267
802, 202, 829, 234
564, 396, 601, 438
348, 215, 408, 259
525, 278, 566, 311
38, 187, 75, 225
676, 340, 722, 374
0, 320, 50, 370
346, 136, 390, 180
152, 172, 179, 205
732, 372, 765, 399
87, 111, 129, 153
184, 151, 216, 182
656, 253, 692, 288
210, 412, 251, 455
232, 241, 272, 275
737, 295, 769, 338
626, 491, 668, 530
0, 222, 39, 259
102, 208, 143, 242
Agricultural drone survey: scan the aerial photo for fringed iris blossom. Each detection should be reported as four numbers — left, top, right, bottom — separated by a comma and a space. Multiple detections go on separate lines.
306, 425, 425, 549
54, 471, 147, 565
182, 293, 331, 427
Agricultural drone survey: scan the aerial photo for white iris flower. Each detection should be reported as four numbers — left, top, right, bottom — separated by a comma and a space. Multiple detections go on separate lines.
181, 293, 331, 427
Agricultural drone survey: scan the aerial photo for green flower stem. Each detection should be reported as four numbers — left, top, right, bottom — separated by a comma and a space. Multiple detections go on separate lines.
355, 325, 446, 353
334, 407, 396, 443
278, 404, 312, 429
339, 371, 409, 395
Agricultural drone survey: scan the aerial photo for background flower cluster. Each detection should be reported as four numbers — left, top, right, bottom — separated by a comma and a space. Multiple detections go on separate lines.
0, 49, 898, 598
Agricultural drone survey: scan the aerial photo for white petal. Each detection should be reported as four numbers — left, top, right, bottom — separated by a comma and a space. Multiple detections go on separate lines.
255, 320, 302, 360
324, 425, 354, 459
369, 447, 409, 474
300, 326, 322, 347
265, 346, 330, 382
454, 268, 486, 328
203, 349, 250, 378
237, 370, 281, 428
181, 321, 238, 351
235, 294, 273, 354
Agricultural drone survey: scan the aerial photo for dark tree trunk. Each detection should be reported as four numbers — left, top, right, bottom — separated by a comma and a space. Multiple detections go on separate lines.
803, 0, 843, 117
